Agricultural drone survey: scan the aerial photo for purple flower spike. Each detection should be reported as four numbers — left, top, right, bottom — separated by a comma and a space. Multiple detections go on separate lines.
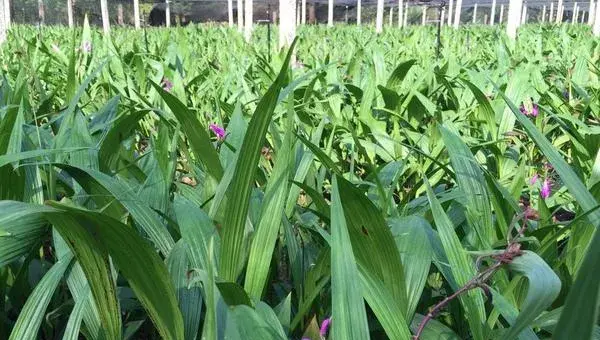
161, 78, 173, 92
82, 41, 92, 53
209, 123, 226, 140
529, 173, 539, 185
319, 317, 331, 337
531, 104, 539, 117
541, 178, 551, 199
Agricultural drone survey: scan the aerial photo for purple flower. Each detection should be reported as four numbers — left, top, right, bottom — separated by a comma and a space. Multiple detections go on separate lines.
161, 78, 173, 92
529, 173, 539, 185
319, 317, 331, 337
519, 104, 528, 115
541, 178, 551, 199
209, 123, 225, 140
531, 104, 539, 117
81, 41, 92, 53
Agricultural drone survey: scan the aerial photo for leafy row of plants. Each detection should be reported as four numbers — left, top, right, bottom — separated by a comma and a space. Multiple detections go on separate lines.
0, 21, 599, 339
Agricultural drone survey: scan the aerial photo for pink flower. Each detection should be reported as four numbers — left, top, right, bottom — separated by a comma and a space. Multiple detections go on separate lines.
161, 78, 173, 92
209, 123, 225, 140
541, 178, 551, 199
531, 104, 539, 117
529, 173, 539, 185
320, 317, 331, 337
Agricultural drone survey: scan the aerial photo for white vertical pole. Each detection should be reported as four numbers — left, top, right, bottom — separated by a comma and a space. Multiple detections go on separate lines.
296, 2, 300, 25
594, 0, 600, 33
3, 0, 9, 29
507, 0, 523, 39
328, 0, 334, 26
404, 3, 408, 25
101, 0, 110, 34
521, 2, 527, 24
550, 2, 554, 21
38, 0, 45, 24
357, 0, 362, 25
67, 0, 74, 27
490, 0, 496, 24
448, 0, 454, 24
557, 0, 563, 22
588, 0, 595, 25
165, 0, 171, 27
572, 2, 578, 23
302, 0, 306, 24
542, 5, 546, 21
279, 0, 296, 48
244, 0, 253, 41
472, 3, 478, 23
376, 0, 384, 32
237, 0, 244, 31
134, 0, 141, 28
0, 0, 6, 44
422, 5, 427, 25
389, 6, 394, 26
228, 0, 234, 26
398, 0, 404, 26
454, 0, 463, 27
500, 4, 505, 22
441, 8, 446, 24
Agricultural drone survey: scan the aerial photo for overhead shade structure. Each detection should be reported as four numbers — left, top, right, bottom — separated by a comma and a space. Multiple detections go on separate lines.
376, 0, 384, 32
454, 0, 463, 27
101, 0, 110, 34
507, 0, 524, 39
490, 0, 497, 24
280, 0, 296, 48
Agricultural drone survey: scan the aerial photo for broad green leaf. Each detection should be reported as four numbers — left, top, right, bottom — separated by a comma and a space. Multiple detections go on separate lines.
47, 202, 184, 340
497, 87, 600, 340
330, 176, 371, 340
244, 115, 294, 300
219, 39, 296, 281
503, 251, 561, 339
425, 180, 486, 340
9, 255, 74, 340
440, 124, 494, 249
150, 81, 223, 181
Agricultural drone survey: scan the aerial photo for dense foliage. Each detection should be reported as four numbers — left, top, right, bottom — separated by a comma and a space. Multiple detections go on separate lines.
0, 21, 599, 339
